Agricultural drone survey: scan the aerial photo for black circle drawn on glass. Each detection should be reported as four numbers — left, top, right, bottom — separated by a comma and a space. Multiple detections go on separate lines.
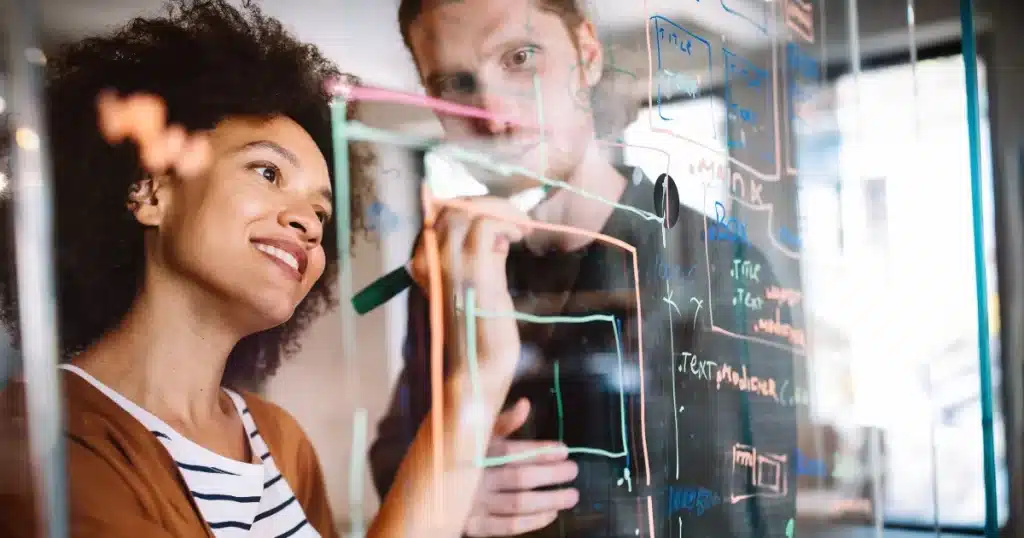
653, 172, 680, 229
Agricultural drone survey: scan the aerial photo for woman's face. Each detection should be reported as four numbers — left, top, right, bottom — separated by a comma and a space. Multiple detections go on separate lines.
137, 116, 332, 332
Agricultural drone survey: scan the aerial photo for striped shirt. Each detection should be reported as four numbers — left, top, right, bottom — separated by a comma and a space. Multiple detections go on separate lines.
60, 365, 320, 538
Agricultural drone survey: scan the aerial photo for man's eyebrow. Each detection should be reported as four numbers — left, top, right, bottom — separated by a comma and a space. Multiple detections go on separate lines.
234, 140, 300, 167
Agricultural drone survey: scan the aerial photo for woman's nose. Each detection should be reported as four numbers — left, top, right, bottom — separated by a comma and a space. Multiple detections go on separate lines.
280, 206, 322, 244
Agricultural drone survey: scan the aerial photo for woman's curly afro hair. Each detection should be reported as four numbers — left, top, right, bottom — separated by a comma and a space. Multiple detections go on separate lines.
0, 0, 374, 390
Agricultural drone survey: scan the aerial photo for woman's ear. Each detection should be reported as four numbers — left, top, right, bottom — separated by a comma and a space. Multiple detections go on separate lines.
126, 174, 169, 226
575, 21, 605, 87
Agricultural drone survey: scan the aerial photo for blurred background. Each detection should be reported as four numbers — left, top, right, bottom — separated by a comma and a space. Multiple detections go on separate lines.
2, 0, 1023, 537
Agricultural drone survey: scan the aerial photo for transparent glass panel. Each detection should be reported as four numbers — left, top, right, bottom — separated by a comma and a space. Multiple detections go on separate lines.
0, 0, 1006, 537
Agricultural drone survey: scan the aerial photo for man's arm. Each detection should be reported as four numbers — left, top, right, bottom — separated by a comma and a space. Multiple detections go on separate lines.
368, 283, 439, 499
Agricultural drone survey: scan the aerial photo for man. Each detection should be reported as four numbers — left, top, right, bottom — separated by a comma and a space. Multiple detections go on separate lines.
369, 1, 799, 536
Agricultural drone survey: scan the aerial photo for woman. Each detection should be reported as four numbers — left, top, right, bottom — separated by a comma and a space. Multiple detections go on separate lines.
0, 1, 527, 537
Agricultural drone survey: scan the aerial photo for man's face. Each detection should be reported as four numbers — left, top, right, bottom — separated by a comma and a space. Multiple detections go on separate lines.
408, 0, 604, 184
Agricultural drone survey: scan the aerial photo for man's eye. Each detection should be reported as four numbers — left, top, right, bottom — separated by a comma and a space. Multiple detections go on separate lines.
504, 47, 538, 70
252, 165, 279, 183
438, 72, 477, 95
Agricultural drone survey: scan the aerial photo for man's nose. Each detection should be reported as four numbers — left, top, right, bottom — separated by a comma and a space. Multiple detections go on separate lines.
473, 89, 518, 136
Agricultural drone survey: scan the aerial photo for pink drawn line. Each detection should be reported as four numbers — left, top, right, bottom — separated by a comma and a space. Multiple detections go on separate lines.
327, 78, 540, 129
423, 195, 652, 487
646, 495, 656, 538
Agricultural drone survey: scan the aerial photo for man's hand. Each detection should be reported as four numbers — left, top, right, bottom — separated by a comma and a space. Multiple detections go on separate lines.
464, 398, 580, 537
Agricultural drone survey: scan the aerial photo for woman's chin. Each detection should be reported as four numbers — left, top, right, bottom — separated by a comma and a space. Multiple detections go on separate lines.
238, 295, 300, 333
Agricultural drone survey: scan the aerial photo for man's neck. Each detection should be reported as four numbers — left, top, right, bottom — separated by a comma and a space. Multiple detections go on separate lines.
528, 148, 627, 253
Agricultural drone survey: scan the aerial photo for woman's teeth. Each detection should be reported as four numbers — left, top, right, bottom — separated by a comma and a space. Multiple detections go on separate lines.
254, 243, 299, 272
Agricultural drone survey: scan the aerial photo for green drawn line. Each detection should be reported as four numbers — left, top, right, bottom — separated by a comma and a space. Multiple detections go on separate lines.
464, 287, 486, 467
462, 308, 629, 468
534, 73, 550, 194
342, 121, 661, 225
335, 103, 636, 472
554, 360, 563, 442
330, 103, 356, 375
474, 310, 615, 324
348, 408, 367, 538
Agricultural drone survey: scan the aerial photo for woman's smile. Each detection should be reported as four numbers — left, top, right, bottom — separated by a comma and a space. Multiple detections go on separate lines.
251, 238, 307, 282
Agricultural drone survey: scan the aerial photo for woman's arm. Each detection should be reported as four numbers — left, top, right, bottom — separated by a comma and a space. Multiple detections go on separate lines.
368, 359, 513, 538
369, 196, 527, 538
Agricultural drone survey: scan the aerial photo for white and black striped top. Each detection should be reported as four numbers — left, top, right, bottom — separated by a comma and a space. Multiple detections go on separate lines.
61, 365, 320, 538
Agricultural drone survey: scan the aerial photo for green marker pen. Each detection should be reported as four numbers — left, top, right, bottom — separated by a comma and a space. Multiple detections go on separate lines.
351, 265, 414, 315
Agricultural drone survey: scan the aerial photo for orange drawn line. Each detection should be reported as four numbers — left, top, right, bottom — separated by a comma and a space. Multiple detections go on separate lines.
424, 196, 652, 486
710, 326, 806, 356
420, 184, 445, 513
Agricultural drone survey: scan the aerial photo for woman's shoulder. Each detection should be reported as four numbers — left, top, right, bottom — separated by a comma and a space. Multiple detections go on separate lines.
1, 370, 152, 439
1, 371, 178, 476
0, 371, 195, 536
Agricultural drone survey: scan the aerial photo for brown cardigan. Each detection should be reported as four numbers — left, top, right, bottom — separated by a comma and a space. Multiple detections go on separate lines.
0, 371, 338, 538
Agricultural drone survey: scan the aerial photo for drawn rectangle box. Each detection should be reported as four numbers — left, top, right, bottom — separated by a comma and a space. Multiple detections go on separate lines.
785, 42, 822, 132
732, 444, 757, 490
468, 256, 640, 465
648, 15, 718, 138
722, 48, 774, 167
535, 316, 630, 461
756, 454, 784, 493
730, 444, 788, 502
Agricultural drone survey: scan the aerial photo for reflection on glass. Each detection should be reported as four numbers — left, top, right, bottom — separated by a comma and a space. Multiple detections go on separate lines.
797, 53, 1004, 529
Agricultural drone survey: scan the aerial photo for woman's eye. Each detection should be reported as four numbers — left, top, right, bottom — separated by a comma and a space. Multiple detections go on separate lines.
252, 165, 279, 183
316, 211, 330, 224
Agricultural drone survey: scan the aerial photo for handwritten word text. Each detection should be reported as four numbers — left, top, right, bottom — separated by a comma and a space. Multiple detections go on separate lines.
662, 69, 700, 99
765, 286, 802, 307
678, 352, 716, 380
704, 201, 749, 245
668, 486, 721, 516
716, 363, 778, 399
691, 158, 764, 205
733, 288, 765, 311
754, 307, 806, 348
731, 259, 761, 282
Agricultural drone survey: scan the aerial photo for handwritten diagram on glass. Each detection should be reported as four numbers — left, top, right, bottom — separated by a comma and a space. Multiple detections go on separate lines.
723, 48, 775, 169
730, 443, 789, 504
648, 16, 719, 142
721, 0, 771, 34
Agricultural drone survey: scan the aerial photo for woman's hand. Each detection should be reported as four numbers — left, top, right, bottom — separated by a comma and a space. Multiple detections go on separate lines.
369, 197, 532, 538
409, 196, 529, 368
